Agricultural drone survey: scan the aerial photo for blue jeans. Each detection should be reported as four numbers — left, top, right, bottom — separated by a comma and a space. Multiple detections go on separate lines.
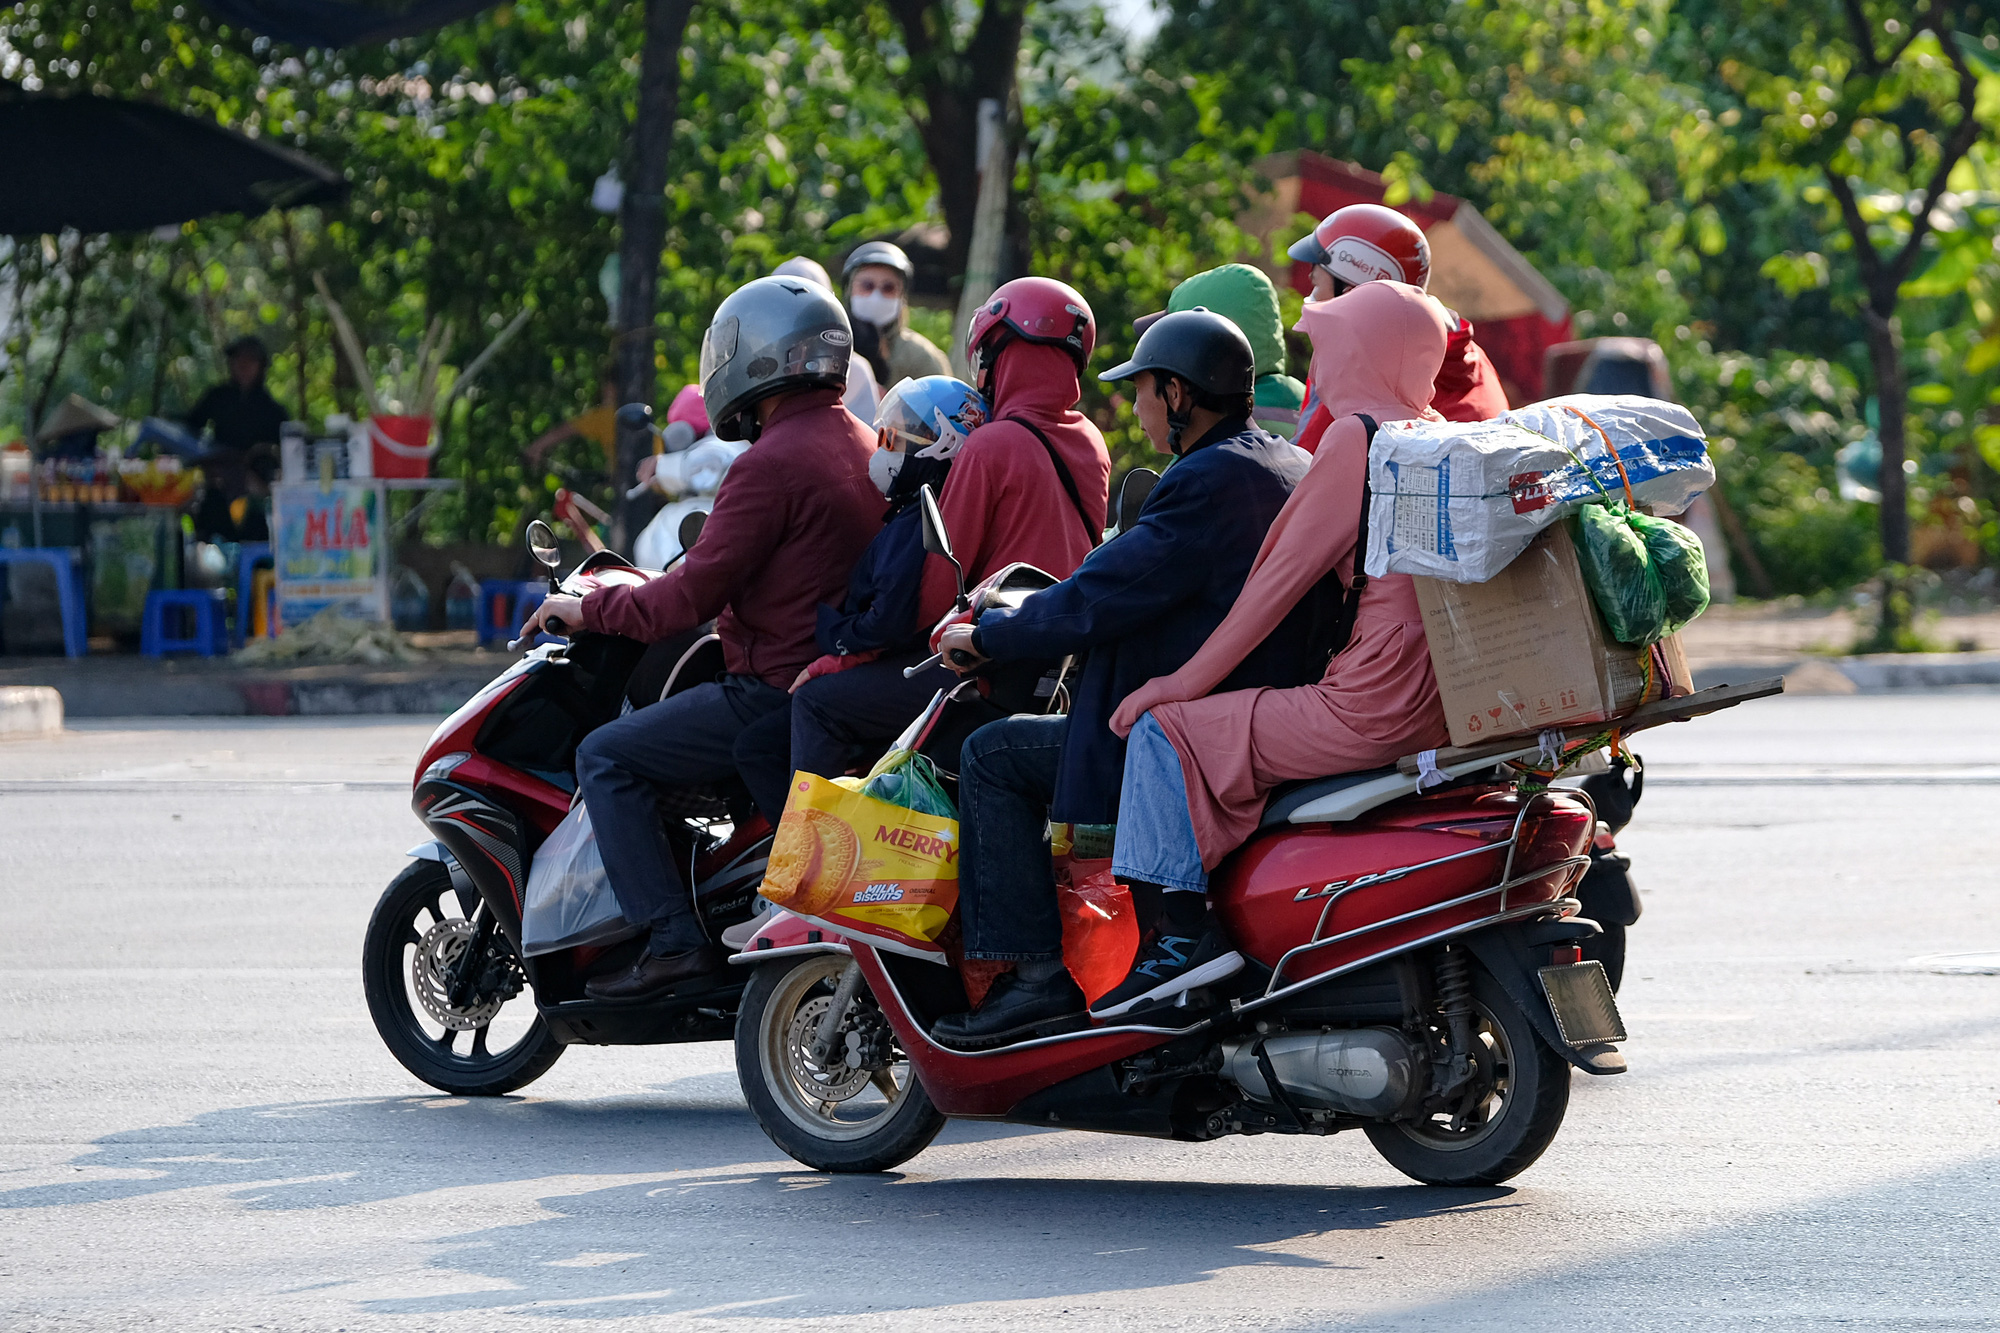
1110, 712, 1208, 894
957, 713, 1069, 962
576, 674, 788, 955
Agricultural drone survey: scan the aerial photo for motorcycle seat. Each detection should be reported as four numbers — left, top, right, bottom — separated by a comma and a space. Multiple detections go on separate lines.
1259, 766, 1410, 829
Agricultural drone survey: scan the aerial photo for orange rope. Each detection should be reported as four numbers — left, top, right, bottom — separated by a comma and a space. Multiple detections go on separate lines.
1562, 405, 1640, 509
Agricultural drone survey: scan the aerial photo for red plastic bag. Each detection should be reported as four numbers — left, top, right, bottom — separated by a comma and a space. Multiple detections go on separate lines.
1058, 865, 1138, 1004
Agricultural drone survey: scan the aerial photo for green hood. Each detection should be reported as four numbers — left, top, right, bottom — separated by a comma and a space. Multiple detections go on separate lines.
1169, 263, 1289, 380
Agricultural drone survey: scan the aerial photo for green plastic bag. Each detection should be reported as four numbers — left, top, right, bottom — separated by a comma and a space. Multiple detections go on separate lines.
1629, 510, 1710, 632
861, 748, 958, 818
1572, 503, 1667, 647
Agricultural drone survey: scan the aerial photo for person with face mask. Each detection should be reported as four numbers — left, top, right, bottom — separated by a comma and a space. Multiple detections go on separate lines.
925, 311, 1316, 1050
732, 375, 987, 826
843, 241, 950, 385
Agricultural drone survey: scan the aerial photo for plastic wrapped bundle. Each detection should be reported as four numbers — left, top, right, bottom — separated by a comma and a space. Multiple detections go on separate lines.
1364, 394, 1715, 584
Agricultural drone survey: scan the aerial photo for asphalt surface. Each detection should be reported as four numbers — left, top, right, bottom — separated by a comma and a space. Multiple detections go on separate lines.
3, 696, 1998, 1331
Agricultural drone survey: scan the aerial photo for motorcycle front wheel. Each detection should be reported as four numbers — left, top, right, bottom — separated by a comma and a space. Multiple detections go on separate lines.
1363, 964, 1570, 1186
362, 859, 564, 1096
735, 954, 945, 1173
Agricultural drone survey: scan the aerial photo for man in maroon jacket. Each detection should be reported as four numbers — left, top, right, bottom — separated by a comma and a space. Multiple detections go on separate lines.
520, 276, 883, 999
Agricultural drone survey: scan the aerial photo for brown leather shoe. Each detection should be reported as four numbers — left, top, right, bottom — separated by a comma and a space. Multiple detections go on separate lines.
584, 944, 727, 1002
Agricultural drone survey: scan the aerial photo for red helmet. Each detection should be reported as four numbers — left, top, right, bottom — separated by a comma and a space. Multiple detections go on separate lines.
1288, 203, 1431, 291
966, 277, 1096, 386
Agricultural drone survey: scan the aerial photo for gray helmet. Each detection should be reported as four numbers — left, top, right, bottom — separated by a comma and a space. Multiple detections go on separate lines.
841, 240, 914, 283
1098, 308, 1256, 397
699, 276, 853, 441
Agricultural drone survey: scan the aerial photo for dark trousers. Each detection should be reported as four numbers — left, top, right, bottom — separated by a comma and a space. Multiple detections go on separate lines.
957, 713, 1070, 962
733, 650, 956, 826
576, 673, 788, 955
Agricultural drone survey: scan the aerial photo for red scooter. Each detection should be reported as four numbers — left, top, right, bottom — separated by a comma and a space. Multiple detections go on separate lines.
362, 516, 772, 1096
730, 493, 1778, 1185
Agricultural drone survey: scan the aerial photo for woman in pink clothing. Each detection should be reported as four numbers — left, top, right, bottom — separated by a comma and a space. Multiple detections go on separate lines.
1089, 280, 1454, 1018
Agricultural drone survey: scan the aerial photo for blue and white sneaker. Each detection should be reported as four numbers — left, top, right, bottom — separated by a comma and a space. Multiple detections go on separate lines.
1090, 928, 1243, 1019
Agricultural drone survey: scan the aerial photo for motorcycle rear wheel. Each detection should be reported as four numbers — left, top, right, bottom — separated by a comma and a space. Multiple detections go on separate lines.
1363, 965, 1570, 1186
362, 859, 565, 1096
736, 954, 945, 1173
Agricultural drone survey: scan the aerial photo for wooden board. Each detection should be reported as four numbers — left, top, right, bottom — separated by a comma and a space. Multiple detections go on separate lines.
1395, 678, 1786, 776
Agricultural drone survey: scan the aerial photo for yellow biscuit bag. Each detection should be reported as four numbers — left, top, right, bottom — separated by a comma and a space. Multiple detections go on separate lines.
758, 771, 959, 956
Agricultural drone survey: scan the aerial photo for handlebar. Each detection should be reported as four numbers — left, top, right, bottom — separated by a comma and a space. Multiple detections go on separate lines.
507, 613, 570, 652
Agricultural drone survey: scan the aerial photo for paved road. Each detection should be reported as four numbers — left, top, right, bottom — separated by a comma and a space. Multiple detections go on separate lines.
3, 697, 1998, 1331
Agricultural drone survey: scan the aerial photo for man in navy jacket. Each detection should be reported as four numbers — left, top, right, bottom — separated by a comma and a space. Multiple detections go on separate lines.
930, 310, 1315, 1049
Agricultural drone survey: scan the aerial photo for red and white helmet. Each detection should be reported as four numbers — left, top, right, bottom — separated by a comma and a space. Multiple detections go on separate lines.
966, 276, 1096, 389
1288, 203, 1431, 291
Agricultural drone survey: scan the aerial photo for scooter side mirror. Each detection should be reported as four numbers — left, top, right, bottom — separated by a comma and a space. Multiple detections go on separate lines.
676, 508, 707, 555
1116, 466, 1160, 535
526, 518, 563, 579
917, 483, 967, 608
615, 402, 655, 433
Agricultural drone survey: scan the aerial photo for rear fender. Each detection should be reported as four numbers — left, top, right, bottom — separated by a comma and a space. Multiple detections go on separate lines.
728, 908, 850, 966
1460, 922, 1627, 1076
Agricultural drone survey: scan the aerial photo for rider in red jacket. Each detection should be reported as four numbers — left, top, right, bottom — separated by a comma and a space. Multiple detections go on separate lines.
916, 278, 1112, 627
1289, 203, 1509, 451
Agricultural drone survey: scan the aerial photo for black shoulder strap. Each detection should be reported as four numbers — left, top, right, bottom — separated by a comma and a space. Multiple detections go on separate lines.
1008, 417, 1100, 549
1302, 414, 1378, 674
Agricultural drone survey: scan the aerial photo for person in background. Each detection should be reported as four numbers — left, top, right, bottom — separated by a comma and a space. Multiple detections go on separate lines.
185, 335, 286, 541
843, 241, 951, 384
774, 255, 883, 422
1133, 263, 1306, 439
731, 375, 987, 826
1287, 204, 1508, 450
515, 275, 884, 1001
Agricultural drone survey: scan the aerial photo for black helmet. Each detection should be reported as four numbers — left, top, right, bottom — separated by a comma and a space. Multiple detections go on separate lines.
1097, 308, 1255, 397
841, 240, 915, 283
699, 276, 853, 441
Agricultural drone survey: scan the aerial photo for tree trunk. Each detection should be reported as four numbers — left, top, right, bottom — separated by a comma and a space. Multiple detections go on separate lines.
885, 0, 1028, 288
29, 236, 88, 436
612, 0, 697, 550
1863, 301, 1908, 565
1862, 297, 1911, 647
279, 215, 311, 424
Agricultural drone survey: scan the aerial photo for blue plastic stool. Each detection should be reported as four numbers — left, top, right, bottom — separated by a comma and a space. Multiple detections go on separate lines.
141, 589, 230, 657
0, 547, 89, 658
478, 579, 562, 647
234, 542, 273, 645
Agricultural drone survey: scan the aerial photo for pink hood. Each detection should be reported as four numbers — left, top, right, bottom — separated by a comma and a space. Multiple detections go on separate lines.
1293, 280, 1452, 423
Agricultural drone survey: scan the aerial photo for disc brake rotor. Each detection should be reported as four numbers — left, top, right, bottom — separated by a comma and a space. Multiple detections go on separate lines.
784, 995, 873, 1103
412, 918, 507, 1031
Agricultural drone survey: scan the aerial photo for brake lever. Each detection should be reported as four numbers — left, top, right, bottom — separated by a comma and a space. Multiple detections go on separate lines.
507, 615, 569, 652
902, 652, 943, 679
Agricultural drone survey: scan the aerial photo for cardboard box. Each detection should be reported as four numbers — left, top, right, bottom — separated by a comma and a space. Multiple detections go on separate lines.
1414, 521, 1691, 748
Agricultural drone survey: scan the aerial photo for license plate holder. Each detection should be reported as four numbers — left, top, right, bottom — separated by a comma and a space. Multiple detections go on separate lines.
1538, 960, 1627, 1046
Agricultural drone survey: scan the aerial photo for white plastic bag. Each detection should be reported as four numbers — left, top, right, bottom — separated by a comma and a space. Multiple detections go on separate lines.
1363, 394, 1714, 583
521, 801, 637, 956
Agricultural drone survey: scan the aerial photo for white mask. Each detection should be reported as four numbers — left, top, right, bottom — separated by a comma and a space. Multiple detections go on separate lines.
850, 290, 902, 330
868, 446, 903, 496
